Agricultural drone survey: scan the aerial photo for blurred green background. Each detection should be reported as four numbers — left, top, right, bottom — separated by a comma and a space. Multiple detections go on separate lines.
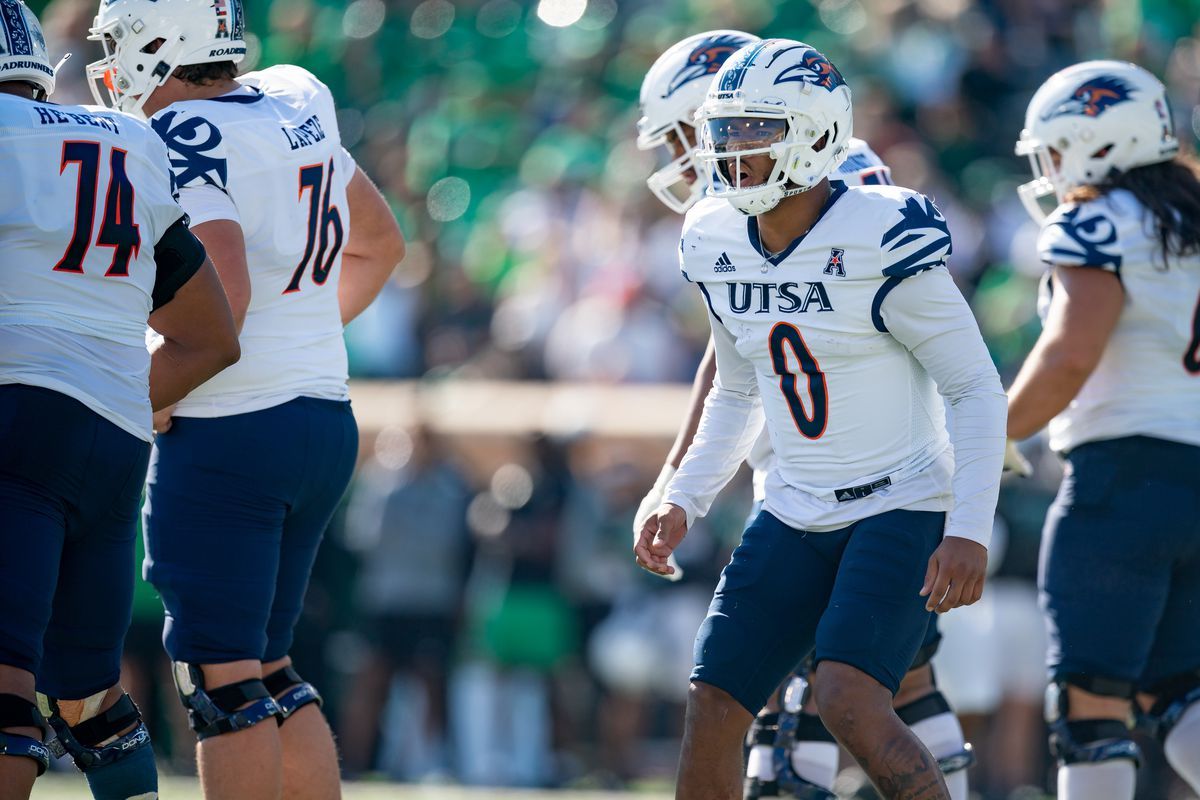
20, 1, 1200, 798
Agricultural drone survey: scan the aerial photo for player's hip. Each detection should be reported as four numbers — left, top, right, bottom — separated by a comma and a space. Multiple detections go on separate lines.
1050, 401, 1200, 454
0, 383, 150, 524
762, 442, 954, 532
148, 396, 357, 504
173, 342, 348, 417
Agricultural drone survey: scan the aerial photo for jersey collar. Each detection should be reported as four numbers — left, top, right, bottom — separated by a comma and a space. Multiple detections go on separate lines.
210, 86, 264, 104
747, 180, 848, 266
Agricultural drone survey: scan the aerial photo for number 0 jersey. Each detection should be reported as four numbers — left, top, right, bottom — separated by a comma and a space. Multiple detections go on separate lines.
744, 136, 891, 499
0, 95, 194, 441
664, 183, 1006, 545
1038, 190, 1200, 452
150, 64, 355, 417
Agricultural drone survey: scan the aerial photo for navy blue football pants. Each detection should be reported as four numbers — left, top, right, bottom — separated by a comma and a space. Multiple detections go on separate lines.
144, 397, 357, 664
693, 507, 945, 714
0, 384, 150, 698
1041, 435, 1200, 690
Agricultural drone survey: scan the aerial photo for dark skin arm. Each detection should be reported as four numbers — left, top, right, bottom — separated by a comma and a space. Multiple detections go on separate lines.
1007, 266, 1124, 440
148, 257, 240, 411
153, 217, 249, 432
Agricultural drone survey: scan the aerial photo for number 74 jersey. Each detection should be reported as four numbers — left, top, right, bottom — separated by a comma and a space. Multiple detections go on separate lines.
150, 65, 355, 417
674, 182, 1003, 536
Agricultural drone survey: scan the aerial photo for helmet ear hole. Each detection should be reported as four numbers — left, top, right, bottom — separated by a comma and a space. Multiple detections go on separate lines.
812, 131, 830, 152
1090, 144, 1114, 160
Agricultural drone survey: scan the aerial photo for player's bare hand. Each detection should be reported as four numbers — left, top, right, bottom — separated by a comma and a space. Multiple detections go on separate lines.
153, 404, 177, 434
920, 536, 987, 613
633, 503, 688, 578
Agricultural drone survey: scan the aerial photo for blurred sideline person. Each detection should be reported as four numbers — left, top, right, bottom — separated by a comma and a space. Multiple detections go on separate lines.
634, 31, 973, 800
634, 39, 1006, 800
0, 2, 240, 797
1007, 60, 1200, 800
338, 425, 471, 778
84, 0, 405, 797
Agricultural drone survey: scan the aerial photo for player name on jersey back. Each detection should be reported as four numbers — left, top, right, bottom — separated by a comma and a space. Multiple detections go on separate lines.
149, 64, 355, 418
30, 104, 122, 133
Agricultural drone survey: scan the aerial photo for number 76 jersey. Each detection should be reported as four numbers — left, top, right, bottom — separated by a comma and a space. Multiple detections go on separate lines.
679, 183, 970, 530
150, 64, 355, 417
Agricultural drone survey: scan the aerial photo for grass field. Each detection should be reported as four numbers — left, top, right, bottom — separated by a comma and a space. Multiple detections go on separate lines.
30, 775, 670, 799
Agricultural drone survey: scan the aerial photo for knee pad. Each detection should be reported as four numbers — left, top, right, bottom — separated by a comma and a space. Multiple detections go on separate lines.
39, 692, 152, 772
895, 690, 975, 774
262, 664, 322, 724
1045, 680, 1141, 768
772, 702, 837, 799
1142, 669, 1200, 742
0, 694, 51, 775
173, 662, 281, 740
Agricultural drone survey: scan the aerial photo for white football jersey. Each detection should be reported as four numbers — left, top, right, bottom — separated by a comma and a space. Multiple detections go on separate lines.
150, 65, 355, 417
665, 182, 1006, 545
744, 136, 892, 499
1037, 190, 1200, 452
0, 95, 187, 441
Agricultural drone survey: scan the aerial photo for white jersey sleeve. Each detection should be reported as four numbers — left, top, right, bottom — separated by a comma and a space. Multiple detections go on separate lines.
1037, 200, 1122, 272
874, 195, 1005, 546
877, 268, 1007, 546
149, 64, 353, 417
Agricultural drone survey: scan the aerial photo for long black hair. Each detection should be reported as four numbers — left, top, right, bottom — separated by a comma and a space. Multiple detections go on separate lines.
1067, 155, 1200, 265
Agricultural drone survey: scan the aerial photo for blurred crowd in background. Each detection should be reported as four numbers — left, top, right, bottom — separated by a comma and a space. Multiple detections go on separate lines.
24, 0, 1200, 797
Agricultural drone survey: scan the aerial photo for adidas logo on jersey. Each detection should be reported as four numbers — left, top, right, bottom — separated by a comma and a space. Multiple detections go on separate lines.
714, 252, 736, 273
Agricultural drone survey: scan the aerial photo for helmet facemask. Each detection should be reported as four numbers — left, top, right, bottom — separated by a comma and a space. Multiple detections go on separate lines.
697, 110, 844, 216
85, 18, 181, 116
1015, 134, 1066, 222
638, 118, 704, 214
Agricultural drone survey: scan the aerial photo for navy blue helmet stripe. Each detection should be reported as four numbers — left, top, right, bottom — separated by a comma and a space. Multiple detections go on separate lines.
717, 39, 770, 94
1, 0, 34, 57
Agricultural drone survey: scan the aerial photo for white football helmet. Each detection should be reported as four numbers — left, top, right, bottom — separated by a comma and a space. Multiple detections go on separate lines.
86, 0, 247, 116
695, 39, 853, 216
637, 30, 760, 214
0, 0, 55, 99
1016, 60, 1178, 222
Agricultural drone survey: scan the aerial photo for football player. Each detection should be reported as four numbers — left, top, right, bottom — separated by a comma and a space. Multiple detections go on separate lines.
1007, 60, 1200, 800
85, 1, 405, 798
634, 32, 974, 800
633, 39, 1006, 800
0, 2, 240, 798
